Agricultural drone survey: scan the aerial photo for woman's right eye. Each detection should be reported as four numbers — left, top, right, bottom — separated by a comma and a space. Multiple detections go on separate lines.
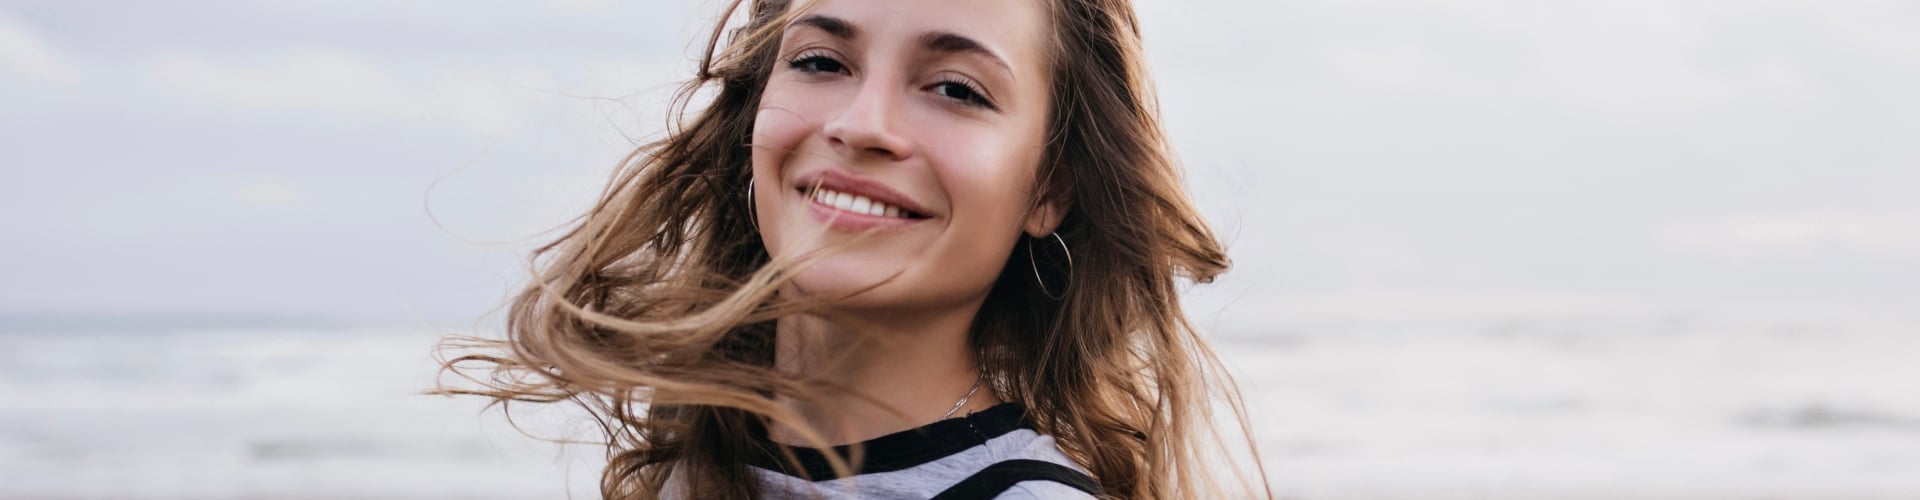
788, 53, 847, 75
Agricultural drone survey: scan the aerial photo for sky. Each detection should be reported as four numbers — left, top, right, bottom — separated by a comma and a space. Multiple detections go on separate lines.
2, 0, 1916, 329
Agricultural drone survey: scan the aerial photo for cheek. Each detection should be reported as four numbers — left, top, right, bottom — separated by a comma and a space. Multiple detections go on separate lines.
749, 86, 818, 258
918, 136, 1044, 301
753, 79, 862, 172
928, 128, 1046, 227
750, 89, 816, 180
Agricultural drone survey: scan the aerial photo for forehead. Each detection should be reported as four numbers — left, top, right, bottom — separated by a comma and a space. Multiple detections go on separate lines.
784, 0, 1051, 63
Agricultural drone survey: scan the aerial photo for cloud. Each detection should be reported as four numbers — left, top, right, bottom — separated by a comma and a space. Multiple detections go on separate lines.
0, 10, 78, 82
1326, 45, 1432, 88
546, 0, 619, 12
430, 66, 559, 137
146, 51, 561, 137
150, 51, 426, 120
1813, 0, 1920, 61
235, 182, 301, 204
1411, 0, 1743, 108
1658, 211, 1920, 257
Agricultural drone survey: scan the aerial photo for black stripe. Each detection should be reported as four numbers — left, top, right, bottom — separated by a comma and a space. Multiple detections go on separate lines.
928, 459, 1101, 500
745, 403, 1031, 479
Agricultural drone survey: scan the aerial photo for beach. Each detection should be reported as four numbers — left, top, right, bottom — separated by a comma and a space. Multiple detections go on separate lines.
3, 306, 1916, 499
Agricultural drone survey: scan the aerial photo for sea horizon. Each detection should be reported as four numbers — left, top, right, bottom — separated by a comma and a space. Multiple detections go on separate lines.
6, 302, 1916, 499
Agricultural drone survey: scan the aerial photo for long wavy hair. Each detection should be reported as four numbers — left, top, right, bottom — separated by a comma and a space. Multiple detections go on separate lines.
435, 0, 1268, 497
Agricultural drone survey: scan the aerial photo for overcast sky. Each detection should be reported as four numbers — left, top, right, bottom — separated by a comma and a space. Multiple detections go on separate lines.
2, 0, 1915, 328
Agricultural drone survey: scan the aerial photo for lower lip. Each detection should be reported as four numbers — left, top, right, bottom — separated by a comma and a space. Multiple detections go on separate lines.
805, 195, 926, 232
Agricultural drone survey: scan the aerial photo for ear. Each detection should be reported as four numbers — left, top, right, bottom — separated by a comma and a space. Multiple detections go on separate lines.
1022, 193, 1069, 238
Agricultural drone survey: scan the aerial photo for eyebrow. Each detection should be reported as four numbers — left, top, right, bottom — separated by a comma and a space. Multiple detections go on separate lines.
788, 15, 857, 40
786, 15, 1014, 76
920, 32, 1013, 74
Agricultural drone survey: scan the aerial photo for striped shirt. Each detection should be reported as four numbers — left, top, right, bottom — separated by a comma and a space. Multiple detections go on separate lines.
742, 403, 1100, 499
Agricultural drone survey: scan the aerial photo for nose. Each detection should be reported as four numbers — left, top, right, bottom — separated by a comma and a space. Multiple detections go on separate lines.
823, 77, 915, 161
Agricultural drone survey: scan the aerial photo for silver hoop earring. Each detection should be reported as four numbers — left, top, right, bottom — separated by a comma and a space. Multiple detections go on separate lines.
746, 178, 760, 234
1026, 231, 1072, 300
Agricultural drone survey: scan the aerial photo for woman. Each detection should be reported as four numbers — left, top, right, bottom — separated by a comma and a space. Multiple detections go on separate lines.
439, 0, 1267, 497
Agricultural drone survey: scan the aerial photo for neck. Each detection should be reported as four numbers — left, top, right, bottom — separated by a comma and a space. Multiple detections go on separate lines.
768, 304, 1002, 446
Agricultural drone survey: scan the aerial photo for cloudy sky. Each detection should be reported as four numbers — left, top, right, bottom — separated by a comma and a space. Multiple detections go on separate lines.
2, 0, 1915, 328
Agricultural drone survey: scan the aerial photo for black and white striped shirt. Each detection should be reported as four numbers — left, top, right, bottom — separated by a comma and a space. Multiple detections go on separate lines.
742, 403, 1101, 499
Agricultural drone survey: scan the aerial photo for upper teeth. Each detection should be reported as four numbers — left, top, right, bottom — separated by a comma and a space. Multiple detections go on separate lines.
812, 188, 910, 218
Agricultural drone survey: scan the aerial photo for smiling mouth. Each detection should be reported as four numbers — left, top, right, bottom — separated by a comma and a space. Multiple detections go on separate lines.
804, 187, 928, 219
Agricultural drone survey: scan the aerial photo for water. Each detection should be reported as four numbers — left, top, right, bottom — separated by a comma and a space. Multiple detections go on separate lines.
1219, 310, 1920, 499
0, 328, 603, 499
3, 311, 1917, 499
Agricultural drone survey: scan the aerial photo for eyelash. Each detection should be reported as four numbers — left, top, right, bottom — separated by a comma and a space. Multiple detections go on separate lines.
929, 76, 996, 110
784, 51, 998, 110
787, 51, 846, 75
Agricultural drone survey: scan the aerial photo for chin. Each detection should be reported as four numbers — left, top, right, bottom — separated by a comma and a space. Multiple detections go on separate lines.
785, 259, 984, 312
788, 258, 908, 302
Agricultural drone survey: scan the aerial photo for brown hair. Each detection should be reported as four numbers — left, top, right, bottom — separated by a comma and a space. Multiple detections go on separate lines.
435, 0, 1268, 497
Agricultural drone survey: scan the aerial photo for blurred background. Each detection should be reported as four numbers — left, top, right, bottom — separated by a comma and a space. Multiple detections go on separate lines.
3, 0, 1916, 498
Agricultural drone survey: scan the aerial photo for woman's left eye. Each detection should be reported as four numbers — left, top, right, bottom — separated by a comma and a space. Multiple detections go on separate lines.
930, 79, 996, 110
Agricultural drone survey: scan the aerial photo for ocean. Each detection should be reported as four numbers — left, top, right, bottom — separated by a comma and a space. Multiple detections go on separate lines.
3, 308, 1916, 499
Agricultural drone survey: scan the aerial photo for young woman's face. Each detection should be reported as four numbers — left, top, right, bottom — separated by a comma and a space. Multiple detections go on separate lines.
750, 0, 1057, 311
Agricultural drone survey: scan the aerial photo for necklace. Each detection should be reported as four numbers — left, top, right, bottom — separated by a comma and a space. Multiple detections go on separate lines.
939, 373, 986, 420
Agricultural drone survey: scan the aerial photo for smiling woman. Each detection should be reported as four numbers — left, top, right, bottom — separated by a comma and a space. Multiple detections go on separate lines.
437, 0, 1267, 498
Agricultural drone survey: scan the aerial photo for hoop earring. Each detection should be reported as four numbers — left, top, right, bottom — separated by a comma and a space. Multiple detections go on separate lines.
1026, 231, 1072, 300
746, 178, 760, 234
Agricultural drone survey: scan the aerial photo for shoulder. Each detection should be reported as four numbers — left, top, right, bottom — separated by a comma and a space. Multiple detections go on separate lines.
994, 480, 1102, 499
952, 411, 1101, 499
979, 425, 1082, 470
932, 458, 1101, 500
